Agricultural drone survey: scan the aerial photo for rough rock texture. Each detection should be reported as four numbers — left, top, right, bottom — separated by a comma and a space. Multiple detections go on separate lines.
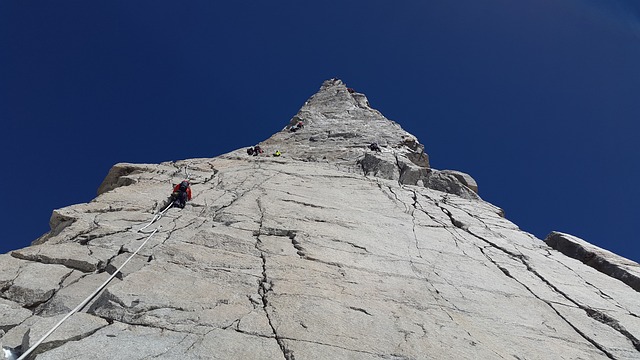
545, 232, 640, 293
1, 80, 639, 359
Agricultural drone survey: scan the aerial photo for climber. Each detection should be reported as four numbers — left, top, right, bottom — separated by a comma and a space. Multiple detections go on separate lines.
289, 121, 304, 132
347, 87, 356, 93
171, 180, 192, 209
273, 150, 281, 157
247, 146, 263, 156
369, 143, 381, 152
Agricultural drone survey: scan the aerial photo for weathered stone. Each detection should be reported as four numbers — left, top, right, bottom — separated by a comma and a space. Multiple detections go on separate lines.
36, 322, 282, 360
0, 316, 40, 350
1, 80, 639, 359
441, 169, 479, 193
35, 272, 112, 317
97, 163, 149, 195
0, 255, 23, 292
545, 231, 640, 292
0, 298, 31, 333
3, 262, 72, 308
11, 243, 113, 273
20, 312, 108, 357
103, 252, 149, 279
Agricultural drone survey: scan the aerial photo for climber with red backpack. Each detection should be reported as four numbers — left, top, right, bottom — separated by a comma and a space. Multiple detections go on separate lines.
171, 180, 192, 209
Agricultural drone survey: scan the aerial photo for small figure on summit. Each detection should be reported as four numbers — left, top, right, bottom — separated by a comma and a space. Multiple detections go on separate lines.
171, 180, 192, 209
273, 150, 281, 157
369, 143, 381, 152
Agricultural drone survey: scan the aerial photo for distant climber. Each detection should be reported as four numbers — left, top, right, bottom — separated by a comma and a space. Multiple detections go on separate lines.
347, 88, 356, 93
171, 180, 192, 209
289, 121, 304, 132
247, 145, 263, 156
369, 143, 381, 152
273, 150, 281, 157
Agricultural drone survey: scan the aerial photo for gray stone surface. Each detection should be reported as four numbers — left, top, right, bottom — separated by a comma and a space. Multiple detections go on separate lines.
20, 312, 108, 357
1, 80, 639, 359
2, 261, 72, 308
12, 243, 114, 273
545, 231, 640, 292
0, 298, 31, 333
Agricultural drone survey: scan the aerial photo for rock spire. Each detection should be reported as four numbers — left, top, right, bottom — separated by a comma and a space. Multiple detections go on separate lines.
262, 78, 479, 199
1, 80, 639, 359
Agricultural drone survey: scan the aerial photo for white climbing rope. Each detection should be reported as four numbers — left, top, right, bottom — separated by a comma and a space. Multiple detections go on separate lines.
17, 226, 162, 360
137, 200, 174, 233
16, 172, 196, 359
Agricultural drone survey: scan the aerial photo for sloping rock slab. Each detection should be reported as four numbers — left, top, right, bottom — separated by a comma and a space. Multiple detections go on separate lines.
35, 322, 282, 360
12, 243, 113, 273
20, 312, 108, 357
545, 231, 640, 292
0, 298, 31, 333
3, 262, 73, 308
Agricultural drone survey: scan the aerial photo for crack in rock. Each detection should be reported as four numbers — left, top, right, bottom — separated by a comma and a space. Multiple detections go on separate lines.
436, 197, 635, 358
348, 306, 373, 316
255, 198, 295, 360
479, 247, 617, 359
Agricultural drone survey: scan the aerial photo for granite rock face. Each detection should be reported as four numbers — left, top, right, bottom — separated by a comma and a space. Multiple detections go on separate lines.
1, 80, 640, 359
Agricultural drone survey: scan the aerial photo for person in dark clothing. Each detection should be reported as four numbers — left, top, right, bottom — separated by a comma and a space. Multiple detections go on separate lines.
289, 121, 304, 132
247, 146, 263, 156
171, 180, 192, 208
369, 143, 381, 152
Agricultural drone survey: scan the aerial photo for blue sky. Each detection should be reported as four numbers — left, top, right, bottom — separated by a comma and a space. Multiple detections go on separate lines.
1, 1, 639, 262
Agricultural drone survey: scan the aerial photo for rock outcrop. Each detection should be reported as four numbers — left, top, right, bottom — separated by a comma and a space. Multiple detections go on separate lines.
1, 79, 639, 359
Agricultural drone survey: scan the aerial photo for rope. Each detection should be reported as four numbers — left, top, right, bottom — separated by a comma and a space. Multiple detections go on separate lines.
138, 201, 174, 233
17, 174, 193, 358
17, 226, 160, 360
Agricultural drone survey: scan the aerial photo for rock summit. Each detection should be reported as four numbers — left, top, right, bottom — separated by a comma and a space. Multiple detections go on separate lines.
1, 79, 639, 359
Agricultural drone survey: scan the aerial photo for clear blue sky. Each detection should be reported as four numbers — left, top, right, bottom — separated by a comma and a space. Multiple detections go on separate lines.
1, 1, 639, 262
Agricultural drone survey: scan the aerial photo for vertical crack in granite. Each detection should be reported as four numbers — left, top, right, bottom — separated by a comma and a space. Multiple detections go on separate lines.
255, 197, 295, 360
385, 184, 410, 214
415, 191, 467, 250
394, 152, 404, 186
289, 232, 305, 258
408, 191, 422, 259
383, 187, 488, 353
